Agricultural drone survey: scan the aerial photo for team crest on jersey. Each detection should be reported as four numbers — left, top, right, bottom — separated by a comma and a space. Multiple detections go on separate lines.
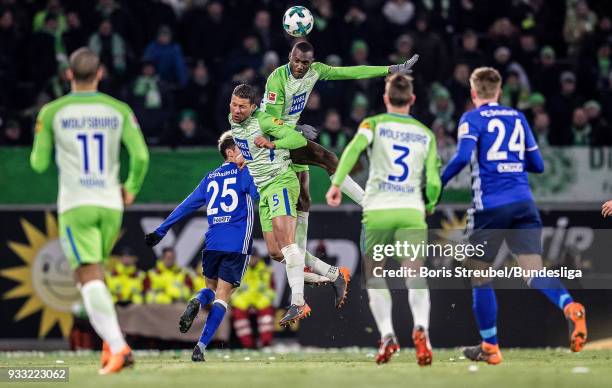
273, 118, 284, 125
267, 92, 277, 103
289, 92, 307, 115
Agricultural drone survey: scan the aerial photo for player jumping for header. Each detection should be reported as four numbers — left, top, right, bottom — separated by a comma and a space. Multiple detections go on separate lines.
327, 74, 441, 366
229, 84, 348, 326
441, 67, 587, 365
262, 41, 418, 284
31, 48, 149, 374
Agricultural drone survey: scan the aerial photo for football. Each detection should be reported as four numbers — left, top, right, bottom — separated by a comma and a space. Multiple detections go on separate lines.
282, 6, 314, 37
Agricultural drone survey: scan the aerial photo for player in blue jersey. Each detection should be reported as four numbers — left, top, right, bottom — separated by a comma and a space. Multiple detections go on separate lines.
441, 67, 587, 364
144, 131, 258, 362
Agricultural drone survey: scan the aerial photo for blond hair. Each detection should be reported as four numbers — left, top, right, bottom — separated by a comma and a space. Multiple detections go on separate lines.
469, 67, 502, 99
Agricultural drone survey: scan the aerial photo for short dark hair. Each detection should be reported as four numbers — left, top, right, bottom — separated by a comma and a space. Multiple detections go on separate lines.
232, 84, 258, 104
69, 47, 100, 82
386, 74, 414, 107
218, 131, 236, 159
162, 247, 175, 255
293, 41, 314, 54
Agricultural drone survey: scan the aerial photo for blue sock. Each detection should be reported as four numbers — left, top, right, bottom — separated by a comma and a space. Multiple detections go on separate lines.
198, 300, 227, 350
195, 288, 215, 306
529, 277, 573, 310
472, 284, 498, 345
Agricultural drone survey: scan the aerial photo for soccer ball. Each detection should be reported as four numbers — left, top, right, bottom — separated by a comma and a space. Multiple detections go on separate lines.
283, 6, 314, 37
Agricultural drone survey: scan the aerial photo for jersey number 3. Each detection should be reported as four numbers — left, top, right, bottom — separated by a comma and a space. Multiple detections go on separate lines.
207, 178, 239, 215
388, 144, 411, 183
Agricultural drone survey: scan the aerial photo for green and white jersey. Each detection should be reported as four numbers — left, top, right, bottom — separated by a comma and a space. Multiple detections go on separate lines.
359, 113, 440, 212
261, 62, 388, 125
31, 92, 149, 214
334, 112, 442, 213
229, 109, 307, 188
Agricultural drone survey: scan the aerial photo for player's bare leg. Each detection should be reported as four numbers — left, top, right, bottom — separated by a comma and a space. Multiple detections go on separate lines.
75, 264, 133, 374
516, 254, 587, 352
290, 140, 364, 205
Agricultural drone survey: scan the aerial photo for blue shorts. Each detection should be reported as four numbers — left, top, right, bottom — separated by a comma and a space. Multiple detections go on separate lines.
468, 200, 542, 262
201, 250, 250, 287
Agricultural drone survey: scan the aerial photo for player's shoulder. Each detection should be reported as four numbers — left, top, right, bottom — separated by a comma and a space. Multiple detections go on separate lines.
268, 65, 290, 82
254, 109, 283, 125
95, 93, 133, 114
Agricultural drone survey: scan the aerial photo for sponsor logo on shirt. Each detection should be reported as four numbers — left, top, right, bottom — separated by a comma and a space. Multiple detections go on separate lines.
35, 120, 43, 133
213, 215, 232, 224
234, 137, 253, 160
273, 118, 284, 125
267, 92, 277, 103
497, 163, 524, 173
289, 92, 307, 115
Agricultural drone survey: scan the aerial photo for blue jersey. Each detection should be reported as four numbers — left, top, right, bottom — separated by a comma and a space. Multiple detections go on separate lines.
155, 162, 259, 254
442, 103, 544, 210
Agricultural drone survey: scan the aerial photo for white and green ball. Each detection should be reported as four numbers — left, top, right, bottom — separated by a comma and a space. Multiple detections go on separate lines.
283, 6, 314, 37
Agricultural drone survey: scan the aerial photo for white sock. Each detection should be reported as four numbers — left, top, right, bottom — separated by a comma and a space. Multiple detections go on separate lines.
367, 288, 394, 339
281, 244, 305, 306
305, 250, 339, 281
304, 271, 332, 283
331, 174, 364, 206
80, 279, 127, 354
408, 288, 431, 330
296, 211, 309, 254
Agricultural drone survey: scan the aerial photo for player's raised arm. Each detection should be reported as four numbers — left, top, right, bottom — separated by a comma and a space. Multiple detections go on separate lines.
30, 105, 54, 173
120, 107, 149, 204
425, 131, 442, 213
314, 54, 419, 81
256, 111, 307, 150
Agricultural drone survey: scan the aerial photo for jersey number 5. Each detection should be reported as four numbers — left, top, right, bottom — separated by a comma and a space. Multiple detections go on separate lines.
486, 118, 525, 161
207, 178, 239, 215
388, 144, 411, 183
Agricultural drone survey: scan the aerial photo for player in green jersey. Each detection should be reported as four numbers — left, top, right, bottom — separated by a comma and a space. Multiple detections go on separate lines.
30, 48, 149, 375
326, 74, 441, 366
228, 84, 349, 326
262, 40, 419, 285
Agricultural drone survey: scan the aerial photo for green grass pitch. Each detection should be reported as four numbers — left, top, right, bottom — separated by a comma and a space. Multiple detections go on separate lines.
2, 348, 611, 388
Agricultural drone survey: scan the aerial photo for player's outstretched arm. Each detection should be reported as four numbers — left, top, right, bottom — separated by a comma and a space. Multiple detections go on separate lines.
146, 178, 208, 246
522, 115, 544, 173
256, 112, 307, 150
30, 107, 54, 173
425, 134, 442, 214
121, 109, 150, 201
315, 54, 419, 81
441, 137, 476, 187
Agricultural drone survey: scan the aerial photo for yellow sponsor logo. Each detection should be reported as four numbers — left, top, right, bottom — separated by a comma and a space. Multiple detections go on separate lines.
273, 118, 284, 125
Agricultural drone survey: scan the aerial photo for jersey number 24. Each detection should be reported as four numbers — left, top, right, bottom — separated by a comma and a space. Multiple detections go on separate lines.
486, 118, 525, 161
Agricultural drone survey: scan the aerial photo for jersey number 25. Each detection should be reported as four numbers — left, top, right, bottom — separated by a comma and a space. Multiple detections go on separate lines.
207, 178, 238, 215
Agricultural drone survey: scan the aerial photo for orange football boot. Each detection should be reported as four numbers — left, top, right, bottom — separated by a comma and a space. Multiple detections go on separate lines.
98, 345, 134, 375
564, 302, 587, 352
412, 326, 433, 366
463, 342, 502, 365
